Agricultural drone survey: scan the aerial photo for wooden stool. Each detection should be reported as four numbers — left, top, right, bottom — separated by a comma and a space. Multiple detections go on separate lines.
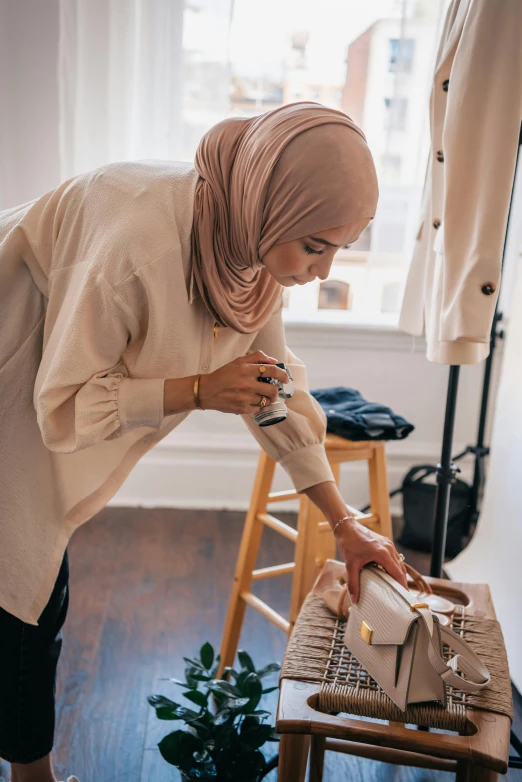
277, 579, 512, 782
217, 434, 392, 676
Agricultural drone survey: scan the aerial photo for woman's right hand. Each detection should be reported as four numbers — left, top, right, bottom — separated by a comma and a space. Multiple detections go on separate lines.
199, 350, 289, 415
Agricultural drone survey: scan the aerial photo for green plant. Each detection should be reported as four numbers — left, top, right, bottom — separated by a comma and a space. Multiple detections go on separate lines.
148, 642, 281, 781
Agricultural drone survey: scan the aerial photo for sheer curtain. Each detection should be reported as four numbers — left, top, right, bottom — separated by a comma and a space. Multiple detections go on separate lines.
58, 0, 234, 180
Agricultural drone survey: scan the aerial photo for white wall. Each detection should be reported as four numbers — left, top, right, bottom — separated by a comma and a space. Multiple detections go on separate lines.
0, 0, 61, 209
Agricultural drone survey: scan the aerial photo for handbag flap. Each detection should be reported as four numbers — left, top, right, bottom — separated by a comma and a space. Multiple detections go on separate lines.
354, 566, 426, 646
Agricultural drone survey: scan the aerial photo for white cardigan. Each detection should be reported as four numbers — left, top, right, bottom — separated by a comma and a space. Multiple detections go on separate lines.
399, 0, 522, 364
0, 160, 334, 625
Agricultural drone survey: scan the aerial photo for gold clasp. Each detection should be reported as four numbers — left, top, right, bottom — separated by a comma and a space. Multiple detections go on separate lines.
410, 602, 430, 612
360, 621, 373, 644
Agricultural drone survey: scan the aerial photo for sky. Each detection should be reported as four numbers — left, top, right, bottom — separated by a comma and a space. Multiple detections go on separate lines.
184, 0, 403, 83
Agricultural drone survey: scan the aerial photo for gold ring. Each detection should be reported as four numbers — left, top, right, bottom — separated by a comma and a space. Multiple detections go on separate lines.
258, 395, 268, 408
259, 365, 266, 376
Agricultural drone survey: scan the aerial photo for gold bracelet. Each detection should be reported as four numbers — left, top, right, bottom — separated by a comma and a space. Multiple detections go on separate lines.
193, 374, 203, 410
333, 514, 356, 535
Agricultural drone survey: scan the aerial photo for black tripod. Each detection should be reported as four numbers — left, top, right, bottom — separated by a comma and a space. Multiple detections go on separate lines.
429, 122, 522, 769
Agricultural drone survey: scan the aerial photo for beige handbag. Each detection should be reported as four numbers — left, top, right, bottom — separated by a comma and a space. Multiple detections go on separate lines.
344, 563, 491, 711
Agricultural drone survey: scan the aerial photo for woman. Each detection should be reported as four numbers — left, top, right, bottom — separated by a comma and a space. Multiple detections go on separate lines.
0, 102, 408, 782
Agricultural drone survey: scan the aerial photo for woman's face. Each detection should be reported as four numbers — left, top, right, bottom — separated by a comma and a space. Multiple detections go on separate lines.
260, 217, 372, 287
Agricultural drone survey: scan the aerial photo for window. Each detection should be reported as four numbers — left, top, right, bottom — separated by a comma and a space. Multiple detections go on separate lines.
388, 38, 415, 73
380, 153, 402, 181
384, 97, 408, 131
318, 280, 352, 311
180, 0, 448, 326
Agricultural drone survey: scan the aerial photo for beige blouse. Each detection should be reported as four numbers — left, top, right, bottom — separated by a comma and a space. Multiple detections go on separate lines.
0, 159, 334, 625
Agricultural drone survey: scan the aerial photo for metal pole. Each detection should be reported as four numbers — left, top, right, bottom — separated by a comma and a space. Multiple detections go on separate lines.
429, 366, 460, 577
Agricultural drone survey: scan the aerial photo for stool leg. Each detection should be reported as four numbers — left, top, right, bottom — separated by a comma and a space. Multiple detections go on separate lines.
309, 735, 326, 782
456, 762, 499, 781
217, 451, 276, 676
368, 443, 393, 539
278, 734, 310, 782
289, 497, 336, 629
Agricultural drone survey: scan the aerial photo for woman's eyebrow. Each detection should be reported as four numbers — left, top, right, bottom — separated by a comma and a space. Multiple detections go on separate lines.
309, 236, 352, 249
309, 236, 341, 248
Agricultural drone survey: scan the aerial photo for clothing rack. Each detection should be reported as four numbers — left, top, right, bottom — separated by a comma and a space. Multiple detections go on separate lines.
429, 121, 522, 769
359, 122, 522, 764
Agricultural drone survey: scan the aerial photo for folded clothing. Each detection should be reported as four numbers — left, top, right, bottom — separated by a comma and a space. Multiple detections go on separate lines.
310, 386, 414, 441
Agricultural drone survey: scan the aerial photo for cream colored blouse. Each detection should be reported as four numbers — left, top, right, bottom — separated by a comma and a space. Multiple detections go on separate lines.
0, 160, 334, 625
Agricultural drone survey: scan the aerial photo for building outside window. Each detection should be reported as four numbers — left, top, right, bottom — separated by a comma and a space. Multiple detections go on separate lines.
388, 38, 416, 73
318, 280, 352, 311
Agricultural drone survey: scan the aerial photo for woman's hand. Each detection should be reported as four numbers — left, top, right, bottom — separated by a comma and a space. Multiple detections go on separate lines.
335, 517, 408, 603
301, 481, 408, 603
199, 350, 289, 415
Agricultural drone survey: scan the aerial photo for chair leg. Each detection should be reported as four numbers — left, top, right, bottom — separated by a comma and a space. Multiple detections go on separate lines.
367, 443, 393, 539
309, 735, 326, 782
456, 761, 499, 781
278, 734, 310, 782
217, 452, 276, 676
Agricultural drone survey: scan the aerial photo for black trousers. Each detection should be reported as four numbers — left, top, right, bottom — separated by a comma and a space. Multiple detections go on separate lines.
0, 549, 69, 764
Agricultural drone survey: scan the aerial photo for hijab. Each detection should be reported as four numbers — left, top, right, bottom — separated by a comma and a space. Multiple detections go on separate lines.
190, 101, 378, 334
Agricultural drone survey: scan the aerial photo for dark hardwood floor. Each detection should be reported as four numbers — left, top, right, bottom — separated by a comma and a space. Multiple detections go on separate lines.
0, 508, 519, 782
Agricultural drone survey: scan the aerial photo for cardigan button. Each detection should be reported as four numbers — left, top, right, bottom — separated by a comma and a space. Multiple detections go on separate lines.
442, 79, 450, 92
481, 282, 496, 295
433, 219, 441, 229
436, 150, 444, 163
202, 363, 209, 371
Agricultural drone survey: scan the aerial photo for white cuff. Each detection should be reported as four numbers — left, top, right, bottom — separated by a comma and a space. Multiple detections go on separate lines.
280, 443, 335, 493
118, 377, 165, 431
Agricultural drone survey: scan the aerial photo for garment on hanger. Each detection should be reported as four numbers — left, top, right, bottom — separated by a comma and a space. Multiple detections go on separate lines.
399, 0, 522, 365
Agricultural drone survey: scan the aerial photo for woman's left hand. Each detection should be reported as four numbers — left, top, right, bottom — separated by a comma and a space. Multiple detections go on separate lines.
334, 517, 408, 603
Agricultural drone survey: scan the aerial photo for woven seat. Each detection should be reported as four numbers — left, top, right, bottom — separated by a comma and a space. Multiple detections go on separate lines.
276, 577, 513, 781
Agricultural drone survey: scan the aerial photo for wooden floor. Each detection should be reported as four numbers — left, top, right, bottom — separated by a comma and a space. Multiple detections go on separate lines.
0, 507, 520, 782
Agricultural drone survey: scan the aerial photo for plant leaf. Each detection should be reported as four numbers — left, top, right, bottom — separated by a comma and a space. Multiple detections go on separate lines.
241, 673, 263, 713
148, 694, 181, 710
158, 730, 202, 770
183, 689, 208, 707
220, 666, 238, 681
158, 677, 192, 689
237, 650, 255, 672
183, 656, 206, 671
206, 679, 240, 697
213, 708, 232, 726
200, 642, 214, 670
224, 696, 250, 710
256, 662, 281, 678
172, 706, 203, 723
190, 673, 212, 682
261, 686, 279, 694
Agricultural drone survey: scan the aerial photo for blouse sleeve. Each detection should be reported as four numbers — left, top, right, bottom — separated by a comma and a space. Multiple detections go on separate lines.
34, 267, 165, 453
241, 299, 335, 493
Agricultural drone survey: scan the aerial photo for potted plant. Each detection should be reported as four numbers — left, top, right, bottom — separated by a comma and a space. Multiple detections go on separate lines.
148, 642, 281, 781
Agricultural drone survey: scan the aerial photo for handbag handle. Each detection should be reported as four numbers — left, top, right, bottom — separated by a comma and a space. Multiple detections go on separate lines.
404, 562, 433, 595
417, 608, 491, 692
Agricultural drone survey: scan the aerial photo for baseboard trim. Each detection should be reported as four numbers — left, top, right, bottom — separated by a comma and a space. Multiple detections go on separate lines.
110, 432, 475, 514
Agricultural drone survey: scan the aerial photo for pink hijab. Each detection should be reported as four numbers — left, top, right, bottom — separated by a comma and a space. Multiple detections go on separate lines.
190, 101, 378, 334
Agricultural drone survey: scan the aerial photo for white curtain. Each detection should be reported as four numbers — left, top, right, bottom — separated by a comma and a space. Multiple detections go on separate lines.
58, 0, 234, 180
